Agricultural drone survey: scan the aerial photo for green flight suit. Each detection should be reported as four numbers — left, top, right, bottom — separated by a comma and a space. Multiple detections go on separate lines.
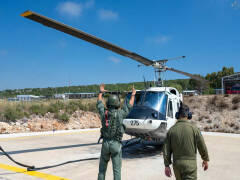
163, 119, 209, 180
97, 100, 132, 180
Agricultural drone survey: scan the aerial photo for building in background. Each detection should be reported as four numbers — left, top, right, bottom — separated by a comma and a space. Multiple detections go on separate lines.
215, 89, 223, 95
64, 93, 97, 99
7, 97, 19, 101
17, 95, 40, 101
54, 94, 66, 99
222, 72, 240, 94
182, 90, 199, 96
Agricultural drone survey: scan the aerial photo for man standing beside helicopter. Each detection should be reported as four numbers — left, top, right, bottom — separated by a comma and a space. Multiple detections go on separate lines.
97, 84, 136, 180
163, 103, 209, 180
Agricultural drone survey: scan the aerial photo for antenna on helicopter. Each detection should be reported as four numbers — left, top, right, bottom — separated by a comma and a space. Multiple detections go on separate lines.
143, 76, 147, 90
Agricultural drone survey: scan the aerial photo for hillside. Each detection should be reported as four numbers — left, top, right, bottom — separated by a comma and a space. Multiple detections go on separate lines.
0, 79, 191, 98
0, 94, 240, 134
184, 94, 240, 133
0, 66, 235, 98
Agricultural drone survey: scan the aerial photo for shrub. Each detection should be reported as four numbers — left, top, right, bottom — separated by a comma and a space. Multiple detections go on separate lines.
64, 100, 96, 114
206, 119, 212, 123
48, 101, 65, 113
217, 100, 229, 111
204, 126, 209, 131
228, 122, 235, 127
208, 96, 218, 107
232, 96, 240, 104
86, 103, 97, 113
189, 98, 194, 103
65, 101, 80, 114
192, 105, 199, 109
3, 107, 24, 121
213, 124, 219, 129
234, 125, 239, 130
55, 113, 69, 123
198, 115, 209, 121
232, 104, 239, 110
29, 104, 47, 116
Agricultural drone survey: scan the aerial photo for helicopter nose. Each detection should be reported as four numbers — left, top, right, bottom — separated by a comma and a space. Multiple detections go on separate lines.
152, 112, 158, 119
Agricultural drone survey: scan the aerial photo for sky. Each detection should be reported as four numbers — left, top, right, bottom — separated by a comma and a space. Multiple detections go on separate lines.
0, 0, 240, 90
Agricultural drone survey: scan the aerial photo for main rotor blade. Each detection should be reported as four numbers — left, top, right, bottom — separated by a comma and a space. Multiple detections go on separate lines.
21, 10, 153, 66
166, 67, 208, 83
157, 56, 186, 63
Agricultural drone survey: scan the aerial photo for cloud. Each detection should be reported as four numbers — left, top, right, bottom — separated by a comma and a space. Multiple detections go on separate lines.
85, 0, 94, 8
58, 40, 67, 48
231, 0, 240, 9
57, 1, 94, 18
98, 9, 118, 21
109, 56, 121, 64
146, 35, 171, 45
0, 50, 7, 56
57, 2, 82, 17
211, 0, 240, 9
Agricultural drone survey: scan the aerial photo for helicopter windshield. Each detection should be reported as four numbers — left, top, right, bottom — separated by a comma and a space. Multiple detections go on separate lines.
142, 91, 167, 115
125, 91, 168, 116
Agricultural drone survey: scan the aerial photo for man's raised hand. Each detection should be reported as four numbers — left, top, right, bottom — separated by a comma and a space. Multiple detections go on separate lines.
132, 85, 136, 96
100, 84, 107, 93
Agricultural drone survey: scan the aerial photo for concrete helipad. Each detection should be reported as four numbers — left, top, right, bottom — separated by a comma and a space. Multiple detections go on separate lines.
0, 129, 240, 180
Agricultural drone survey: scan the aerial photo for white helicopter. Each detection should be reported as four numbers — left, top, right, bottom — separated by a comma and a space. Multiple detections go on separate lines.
21, 10, 207, 142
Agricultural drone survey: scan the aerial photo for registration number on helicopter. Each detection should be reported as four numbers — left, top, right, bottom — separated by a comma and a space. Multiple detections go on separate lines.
130, 120, 139, 126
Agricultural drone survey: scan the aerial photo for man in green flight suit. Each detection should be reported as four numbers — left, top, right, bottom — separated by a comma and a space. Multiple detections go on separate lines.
97, 84, 136, 180
163, 103, 209, 180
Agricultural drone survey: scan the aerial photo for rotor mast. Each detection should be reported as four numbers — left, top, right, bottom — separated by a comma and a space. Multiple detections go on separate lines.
153, 56, 186, 87
154, 62, 166, 87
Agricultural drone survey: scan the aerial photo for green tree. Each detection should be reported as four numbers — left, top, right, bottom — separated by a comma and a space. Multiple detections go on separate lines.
205, 66, 234, 89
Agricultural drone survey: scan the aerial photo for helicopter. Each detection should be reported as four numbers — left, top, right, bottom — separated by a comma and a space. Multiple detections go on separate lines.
21, 10, 207, 143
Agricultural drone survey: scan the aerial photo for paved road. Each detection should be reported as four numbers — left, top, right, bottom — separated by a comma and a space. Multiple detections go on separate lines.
0, 130, 239, 180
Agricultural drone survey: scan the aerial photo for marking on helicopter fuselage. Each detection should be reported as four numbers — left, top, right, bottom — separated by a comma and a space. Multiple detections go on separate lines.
130, 120, 140, 126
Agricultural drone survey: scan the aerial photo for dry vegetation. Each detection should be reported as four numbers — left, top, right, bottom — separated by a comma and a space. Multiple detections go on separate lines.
0, 99, 101, 134
1, 95, 240, 134
184, 94, 240, 134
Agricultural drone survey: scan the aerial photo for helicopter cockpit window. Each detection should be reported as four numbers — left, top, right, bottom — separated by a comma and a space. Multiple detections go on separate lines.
142, 92, 168, 115
170, 89, 177, 95
125, 91, 144, 106
167, 100, 173, 118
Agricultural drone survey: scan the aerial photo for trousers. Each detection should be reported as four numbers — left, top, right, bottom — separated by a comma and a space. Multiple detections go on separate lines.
97, 139, 122, 180
173, 159, 197, 180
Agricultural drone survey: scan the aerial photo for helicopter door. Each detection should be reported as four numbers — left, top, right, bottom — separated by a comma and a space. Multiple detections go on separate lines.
166, 99, 176, 130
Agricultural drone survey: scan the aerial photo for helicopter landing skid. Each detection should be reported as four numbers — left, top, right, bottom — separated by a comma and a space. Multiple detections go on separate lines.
122, 138, 142, 149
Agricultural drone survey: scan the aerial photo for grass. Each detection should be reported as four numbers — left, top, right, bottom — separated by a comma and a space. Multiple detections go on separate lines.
184, 95, 240, 134
217, 100, 229, 111
54, 112, 70, 123
0, 99, 98, 122
232, 96, 240, 104
206, 95, 229, 111
232, 104, 239, 110
207, 96, 218, 107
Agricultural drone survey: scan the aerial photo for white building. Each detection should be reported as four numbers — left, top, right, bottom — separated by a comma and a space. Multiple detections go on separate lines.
64, 92, 97, 99
182, 90, 199, 96
54, 94, 66, 99
17, 95, 40, 101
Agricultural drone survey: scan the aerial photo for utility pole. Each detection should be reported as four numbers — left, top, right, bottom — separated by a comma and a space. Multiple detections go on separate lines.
68, 80, 71, 93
